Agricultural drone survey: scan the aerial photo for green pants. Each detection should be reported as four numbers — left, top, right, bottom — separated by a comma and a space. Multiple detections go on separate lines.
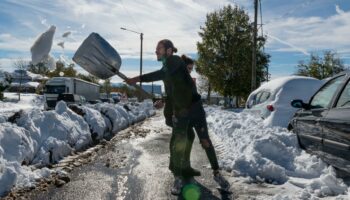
168, 116, 194, 177
168, 101, 219, 177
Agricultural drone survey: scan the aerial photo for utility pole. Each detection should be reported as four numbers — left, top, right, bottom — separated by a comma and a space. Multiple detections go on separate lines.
140, 33, 143, 88
120, 27, 143, 88
251, 0, 258, 91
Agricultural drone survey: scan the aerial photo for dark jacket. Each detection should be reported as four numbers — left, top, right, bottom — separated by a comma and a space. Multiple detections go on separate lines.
140, 55, 201, 117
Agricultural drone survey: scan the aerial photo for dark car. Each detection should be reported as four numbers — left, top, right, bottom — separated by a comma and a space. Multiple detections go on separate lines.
100, 98, 115, 104
289, 71, 350, 173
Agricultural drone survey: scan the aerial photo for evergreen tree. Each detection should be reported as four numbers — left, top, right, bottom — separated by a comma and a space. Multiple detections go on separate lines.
296, 51, 346, 79
196, 5, 270, 100
28, 62, 49, 75
77, 73, 100, 84
47, 62, 77, 78
101, 78, 112, 97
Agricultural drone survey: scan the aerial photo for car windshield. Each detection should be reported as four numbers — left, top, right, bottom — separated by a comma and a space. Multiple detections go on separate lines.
45, 85, 65, 94
310, 75, 345, 109
57, 94, 74, 102
336, 78, 350, 108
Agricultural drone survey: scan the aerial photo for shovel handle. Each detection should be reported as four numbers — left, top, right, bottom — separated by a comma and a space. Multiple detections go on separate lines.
115, 71, 154, 100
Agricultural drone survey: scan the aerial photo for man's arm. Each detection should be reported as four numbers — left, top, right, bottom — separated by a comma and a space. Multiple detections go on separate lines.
140, 69, 164, 82
125, 69, 164, 85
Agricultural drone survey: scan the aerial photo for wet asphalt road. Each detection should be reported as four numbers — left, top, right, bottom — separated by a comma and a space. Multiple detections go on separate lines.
24, 112, 233, 200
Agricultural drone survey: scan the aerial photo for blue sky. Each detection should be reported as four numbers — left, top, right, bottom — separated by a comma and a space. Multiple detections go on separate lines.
1, 0, 350, 85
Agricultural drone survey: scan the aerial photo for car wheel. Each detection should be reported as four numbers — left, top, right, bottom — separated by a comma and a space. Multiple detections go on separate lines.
288, 125, 306, 149
335, 167, 350, 178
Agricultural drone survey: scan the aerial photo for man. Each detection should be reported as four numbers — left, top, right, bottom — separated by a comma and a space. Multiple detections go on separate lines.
126, 39, 228, 195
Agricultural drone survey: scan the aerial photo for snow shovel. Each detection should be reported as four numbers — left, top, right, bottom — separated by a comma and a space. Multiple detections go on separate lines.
72, 32, 153, 100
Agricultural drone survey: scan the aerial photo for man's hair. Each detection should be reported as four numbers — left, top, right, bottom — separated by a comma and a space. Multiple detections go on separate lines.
181, 54, 194, 65
158, 39, 178, 53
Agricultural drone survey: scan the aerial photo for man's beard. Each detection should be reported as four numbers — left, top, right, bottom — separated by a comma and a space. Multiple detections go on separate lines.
157, 55, 163, 61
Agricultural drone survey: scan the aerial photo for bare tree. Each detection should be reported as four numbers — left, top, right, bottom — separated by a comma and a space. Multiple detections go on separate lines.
13, 59, 29, 101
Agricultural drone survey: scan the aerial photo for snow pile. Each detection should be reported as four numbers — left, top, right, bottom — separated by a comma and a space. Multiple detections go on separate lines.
94, 103, 130, 133
0, 123, 52, 196
14, 101, 91, 166
0, 99, 155, 196
206, 107, 349, 198
295, 167, 348, 199
81, 106, 107, 141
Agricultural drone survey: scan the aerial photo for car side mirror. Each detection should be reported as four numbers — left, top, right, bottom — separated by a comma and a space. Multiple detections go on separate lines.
291, 99, 309, 109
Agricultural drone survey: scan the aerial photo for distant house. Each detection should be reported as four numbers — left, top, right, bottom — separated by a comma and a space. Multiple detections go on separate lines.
8, 70, 48, 93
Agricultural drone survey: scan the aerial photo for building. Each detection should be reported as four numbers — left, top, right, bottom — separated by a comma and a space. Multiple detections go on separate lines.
141, 84, 162, 95
8, 70, 48, 93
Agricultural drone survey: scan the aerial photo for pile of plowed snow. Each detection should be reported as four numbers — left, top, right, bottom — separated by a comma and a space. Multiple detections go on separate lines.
206, 106, 349, 199
0, 100, 155, 196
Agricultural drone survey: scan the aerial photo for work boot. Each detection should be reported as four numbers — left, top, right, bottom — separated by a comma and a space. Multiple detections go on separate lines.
171, 177, 183, 195
183, 167, 201, 178
213, 171, 230, 191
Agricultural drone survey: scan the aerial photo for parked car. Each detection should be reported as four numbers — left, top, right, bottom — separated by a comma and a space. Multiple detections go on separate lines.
290, 71, 350, 173
100, 98, 115, 104
245, 76, 323, 127
110, 92, 121, 103
88, 99, 102, 104
57, 93, 86, 106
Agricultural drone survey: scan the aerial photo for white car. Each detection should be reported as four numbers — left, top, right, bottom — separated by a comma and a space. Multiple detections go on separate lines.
245, 76, 324, 128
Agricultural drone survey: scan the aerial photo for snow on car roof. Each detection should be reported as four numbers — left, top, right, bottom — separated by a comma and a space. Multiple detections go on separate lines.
252, 76, 320, 94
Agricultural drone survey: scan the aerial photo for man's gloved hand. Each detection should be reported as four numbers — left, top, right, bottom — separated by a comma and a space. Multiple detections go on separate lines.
125, 76, 140, 85
165, 116, 173, 127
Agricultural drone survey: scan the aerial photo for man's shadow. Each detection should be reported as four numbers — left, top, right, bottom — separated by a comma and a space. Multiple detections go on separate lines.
177, 178, 232, 200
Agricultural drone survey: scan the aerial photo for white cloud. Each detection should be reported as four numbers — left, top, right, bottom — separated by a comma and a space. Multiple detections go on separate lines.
0, 34, 34, 52
335, 4, 345, 15
0, 0, 236, 56
1, 0, 350, 79
0, 58, 30, 72
265, 4, 350, 56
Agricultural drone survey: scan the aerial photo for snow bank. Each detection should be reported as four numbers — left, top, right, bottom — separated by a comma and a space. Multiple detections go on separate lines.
206, 107, 349, 198
81, 106, 107, 140
0, 99, 155, 196
0, 123, 52, 196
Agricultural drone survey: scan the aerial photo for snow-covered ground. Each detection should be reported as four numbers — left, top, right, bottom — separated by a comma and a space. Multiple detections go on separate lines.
206, 106, 350, 199
0, 94, 155, 196
1, 95, 350, 199
0, 93, 44, 115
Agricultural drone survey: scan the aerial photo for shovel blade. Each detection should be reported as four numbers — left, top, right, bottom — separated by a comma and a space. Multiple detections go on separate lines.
73, 33, 122, 79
